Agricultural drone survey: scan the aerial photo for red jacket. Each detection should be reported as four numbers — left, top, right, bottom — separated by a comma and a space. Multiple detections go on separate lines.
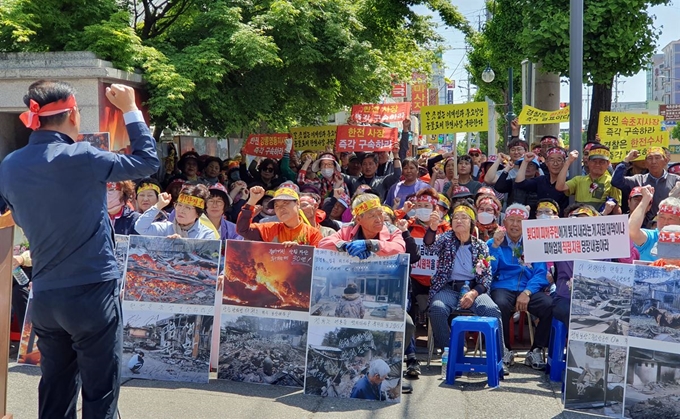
318, 223, 406, 256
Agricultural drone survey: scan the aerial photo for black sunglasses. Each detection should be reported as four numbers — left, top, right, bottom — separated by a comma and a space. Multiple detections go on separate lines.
262, 167, 275, 173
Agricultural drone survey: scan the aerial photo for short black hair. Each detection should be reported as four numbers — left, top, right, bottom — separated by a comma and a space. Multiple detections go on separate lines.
362, 153, 378, 164
23, 80, 76, 127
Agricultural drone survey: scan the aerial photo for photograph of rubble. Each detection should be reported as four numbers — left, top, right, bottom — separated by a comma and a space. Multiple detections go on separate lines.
304, 326, 403, 403
223, 241, 313, 311
124, 236, 221, 306
310, 250, 409, 322
570, 261, 633, 336
625, 347, 680, 419
217, 315, 308, 387
76, 132, 110, 151
629, 266, 680, 343
17, 295, 40, 366
564, 341, 627, 417
122, 310, 213, 383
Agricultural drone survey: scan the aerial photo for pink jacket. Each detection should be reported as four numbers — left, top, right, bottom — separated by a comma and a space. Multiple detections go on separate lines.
318, 223, 406, 256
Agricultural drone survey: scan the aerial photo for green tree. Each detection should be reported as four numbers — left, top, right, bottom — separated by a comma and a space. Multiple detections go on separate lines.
519, 0, 669, 143
672, 123, 680, 141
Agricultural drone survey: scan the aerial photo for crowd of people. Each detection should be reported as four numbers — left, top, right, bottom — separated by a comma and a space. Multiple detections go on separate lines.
5, 80, 680, 410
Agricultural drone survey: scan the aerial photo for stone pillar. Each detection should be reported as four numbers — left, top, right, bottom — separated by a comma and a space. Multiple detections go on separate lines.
532, 62, 561, 145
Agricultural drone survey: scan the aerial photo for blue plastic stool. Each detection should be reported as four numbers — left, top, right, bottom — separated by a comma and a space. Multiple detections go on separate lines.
545, 318, 568, 383
445, 316, 504, 388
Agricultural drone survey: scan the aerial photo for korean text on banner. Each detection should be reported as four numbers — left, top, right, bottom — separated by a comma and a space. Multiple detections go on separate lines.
420, 102, 489, 135
597, 112, 668, 162
243, 133, 290, 159
411, 238, 436, 276
290, 126, 337, 151
518, 105, 570, 125
411, 84, 427, 113
335, 125, 398, 153
350, 103, 411, 124
391, 83, 407, 98
521, 214, 630, 263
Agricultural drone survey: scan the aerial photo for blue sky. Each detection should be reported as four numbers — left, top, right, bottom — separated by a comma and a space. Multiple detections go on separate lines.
414, 1, 680, 106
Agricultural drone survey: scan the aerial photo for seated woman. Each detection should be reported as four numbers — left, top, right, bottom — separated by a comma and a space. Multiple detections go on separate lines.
423, 201, 510, 374
135, 178, 166, 221
206, 183, 243, 241
236, 185, 322, 246
135, 184, 217, 239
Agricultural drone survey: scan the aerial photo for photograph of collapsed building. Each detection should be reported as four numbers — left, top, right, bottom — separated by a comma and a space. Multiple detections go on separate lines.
309, 253, 409, 322
304, 326, 403, 403
17, 296, 40, 366
217, 315, 308, 387
630, 266, 680, 343
124, 236, 221, 306
223, 241, 313, 311
569, 269, 632, 335
76, 132, 110, 151
122, 310, 213, 383
564, 341, 627, 417
625, 347, 680, 419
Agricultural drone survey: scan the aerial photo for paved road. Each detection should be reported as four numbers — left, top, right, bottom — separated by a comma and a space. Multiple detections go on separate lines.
5, 355, 596, 419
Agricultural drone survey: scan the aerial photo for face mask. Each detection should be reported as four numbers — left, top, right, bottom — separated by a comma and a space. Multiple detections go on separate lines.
477, 211, 495, 225
407, 209, 416, 218
536, 213, 552, 220
107, 190, 123, 211
321, 168, 334, 179
415, 208, 432, 222
229, 171, 240, 181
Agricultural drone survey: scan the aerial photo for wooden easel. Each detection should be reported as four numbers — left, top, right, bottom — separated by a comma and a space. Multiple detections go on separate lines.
0, 212, 15, 419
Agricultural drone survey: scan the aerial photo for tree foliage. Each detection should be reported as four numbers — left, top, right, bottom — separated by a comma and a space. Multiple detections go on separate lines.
0, 0, 472, 138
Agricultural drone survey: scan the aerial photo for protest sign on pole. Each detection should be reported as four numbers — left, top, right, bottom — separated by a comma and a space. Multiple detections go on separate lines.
411, 84, 427, 113
242, 133, 290, 159
521, 215, 630, 263
290, 126, 337, 151
420, 102, 489, 135
411, 238, 437, 277
597, 112, 669, 162
335, 125, 398, 153
350, 103, 411, 124
391, 83, 407, 98
517, 105, 570, 125
564, 261, 680, 418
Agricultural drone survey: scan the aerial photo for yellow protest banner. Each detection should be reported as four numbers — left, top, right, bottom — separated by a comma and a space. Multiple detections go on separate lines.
518, 105, 570, 125
597, 112, 668, 162
290, 125, 338, 151
421, 102, 488, 135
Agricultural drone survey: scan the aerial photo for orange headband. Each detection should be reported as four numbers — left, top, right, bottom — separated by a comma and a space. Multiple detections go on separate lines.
177, 194, 205, 209
137, 183, 161, 195
453, 205, 476, 221
352, 198, 381, 217
20, 96, 77, 130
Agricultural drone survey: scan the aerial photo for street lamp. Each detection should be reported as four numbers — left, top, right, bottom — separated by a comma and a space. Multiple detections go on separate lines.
482, 65, 514, 139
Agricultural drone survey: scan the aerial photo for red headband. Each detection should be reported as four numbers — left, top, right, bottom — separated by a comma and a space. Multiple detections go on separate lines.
506, 207, 529, 220
547, 148, 565, 158
414, 195, 438, 205
478, 197, 499, 212
659, 204, 680, 216
19, 96, 77, 130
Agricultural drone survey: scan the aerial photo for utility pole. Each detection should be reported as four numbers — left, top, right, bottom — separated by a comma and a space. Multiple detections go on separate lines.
613, 76, 625, 112
466, 44, 472, 150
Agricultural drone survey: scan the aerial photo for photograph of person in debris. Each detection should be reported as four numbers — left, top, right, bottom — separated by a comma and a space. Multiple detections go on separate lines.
570, 261, 633, 336
625, 347, 680, 418
310, 252, 409, 322
122, 311, 213, 383
223, 241, 313, 311
630, 265, 680, 343
305, 326, 402, 403
564, 341, 626, 417
217, 315, 307, 387
124, 236, 221, 306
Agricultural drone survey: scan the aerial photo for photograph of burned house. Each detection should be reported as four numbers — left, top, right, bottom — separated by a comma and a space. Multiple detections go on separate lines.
17, 296, 40, 366
310, 250, 409, 322
124, 236, 221, 306
223, 241, 313, 311
304, 326, 403, 403
122, 310, 213, 383
217, 315, 308, 387
564, 341, 626, 417
625, 347, 680, 418
570, 262, 633, 336
630, 266, 680, 344
76, 132, 110, 151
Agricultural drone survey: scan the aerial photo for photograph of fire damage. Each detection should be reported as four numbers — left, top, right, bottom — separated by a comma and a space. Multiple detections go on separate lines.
625, 347, 680, 419
122, 311, 213, 383
124, 236, 221, 306
630, 266, 680, 343
570, 272, 633, 336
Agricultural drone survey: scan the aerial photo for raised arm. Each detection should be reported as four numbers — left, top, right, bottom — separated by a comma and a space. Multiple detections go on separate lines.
629, 185, 653, 246
556, 150, 578, 192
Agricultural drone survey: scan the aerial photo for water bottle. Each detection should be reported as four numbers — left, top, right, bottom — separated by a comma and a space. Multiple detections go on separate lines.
441, 346, 449, 380
457, 281, 471, 310
12, 266, 30, 286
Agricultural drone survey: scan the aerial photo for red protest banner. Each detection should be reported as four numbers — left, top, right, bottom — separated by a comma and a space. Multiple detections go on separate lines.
350, 103, 411, 124
411, 84, 427, 113
243, 133, 290, 159
391, 83, 407, 98
335, 125, 398, 152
